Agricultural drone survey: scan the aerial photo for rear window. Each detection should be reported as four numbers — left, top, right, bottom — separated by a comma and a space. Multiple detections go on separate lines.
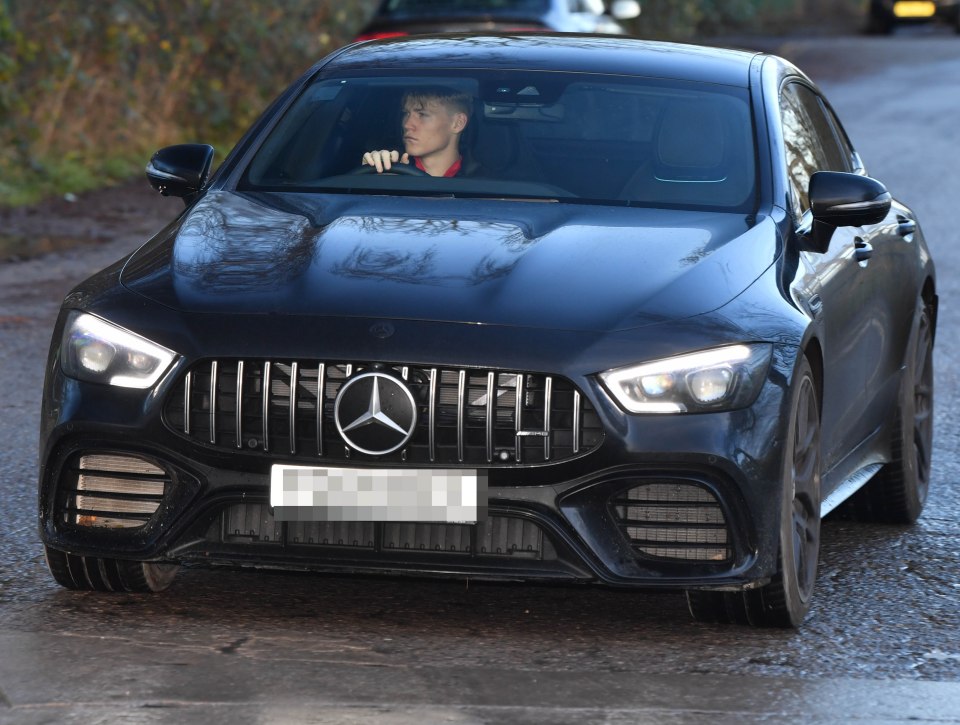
242, 70, 757, 212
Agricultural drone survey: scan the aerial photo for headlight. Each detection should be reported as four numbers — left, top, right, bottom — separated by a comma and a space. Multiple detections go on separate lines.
599, 343, 772, 414
61, 312, 178, 389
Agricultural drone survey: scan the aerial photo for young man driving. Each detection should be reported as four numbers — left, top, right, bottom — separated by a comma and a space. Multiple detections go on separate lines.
362, 87, 472, 177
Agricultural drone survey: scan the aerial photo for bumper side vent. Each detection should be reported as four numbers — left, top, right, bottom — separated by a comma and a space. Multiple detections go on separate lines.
611, 481, 732, 562
65, 454, 169, 529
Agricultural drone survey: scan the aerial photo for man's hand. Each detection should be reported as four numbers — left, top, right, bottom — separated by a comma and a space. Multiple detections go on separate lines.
361, 149, 411, 173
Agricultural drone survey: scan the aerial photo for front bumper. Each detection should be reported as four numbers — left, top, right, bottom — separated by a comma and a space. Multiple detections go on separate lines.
39, 346, 795, 592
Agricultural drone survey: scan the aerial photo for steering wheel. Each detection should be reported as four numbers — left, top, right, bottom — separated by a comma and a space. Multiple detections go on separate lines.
350, 163, 428, 177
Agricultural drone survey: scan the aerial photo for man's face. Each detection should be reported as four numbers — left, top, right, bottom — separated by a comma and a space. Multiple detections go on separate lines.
401, 97, 464, 159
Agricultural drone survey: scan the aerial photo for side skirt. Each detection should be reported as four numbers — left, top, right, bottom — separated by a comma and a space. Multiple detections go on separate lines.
820, 462, 883, 517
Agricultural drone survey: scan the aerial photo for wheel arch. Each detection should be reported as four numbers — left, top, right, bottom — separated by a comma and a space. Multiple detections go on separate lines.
921, 277, 938, 346
801, 336, 824, 420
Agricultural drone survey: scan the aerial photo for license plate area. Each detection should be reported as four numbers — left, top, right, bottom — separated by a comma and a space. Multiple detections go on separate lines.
270, 465, 487, 523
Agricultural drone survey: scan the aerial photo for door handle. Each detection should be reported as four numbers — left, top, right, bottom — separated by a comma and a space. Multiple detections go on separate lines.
897, 216, 917, 237
854, 239, 873, 263
808, 294, 824, 318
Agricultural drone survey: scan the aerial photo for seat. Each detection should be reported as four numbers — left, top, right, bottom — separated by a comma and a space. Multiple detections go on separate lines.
619, 99, 751, 208
470, 119, 540, 181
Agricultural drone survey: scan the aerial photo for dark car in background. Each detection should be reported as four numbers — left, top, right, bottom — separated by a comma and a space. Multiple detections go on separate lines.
867, 0, 960, 33
355, 0, 640, 40
39, 34, 936, 628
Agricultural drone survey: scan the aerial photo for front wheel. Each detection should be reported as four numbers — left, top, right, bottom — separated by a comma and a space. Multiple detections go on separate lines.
44, 546, 179, 593
688, 356, 821, 627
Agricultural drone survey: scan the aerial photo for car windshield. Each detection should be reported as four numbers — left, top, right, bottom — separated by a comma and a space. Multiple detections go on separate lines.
241, 70, 757, 212
380, 0, 552, 14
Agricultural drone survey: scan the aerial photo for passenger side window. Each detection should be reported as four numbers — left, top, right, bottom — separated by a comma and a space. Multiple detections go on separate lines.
780, 82, 850, 219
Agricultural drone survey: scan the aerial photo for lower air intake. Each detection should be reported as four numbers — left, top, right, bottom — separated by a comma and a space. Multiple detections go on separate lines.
218, 503, 555, 560
65, 454, 168, 529
611, 481, 732, 562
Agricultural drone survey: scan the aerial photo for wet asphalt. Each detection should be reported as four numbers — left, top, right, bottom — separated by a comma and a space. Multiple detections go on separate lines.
1, 29, 959, 724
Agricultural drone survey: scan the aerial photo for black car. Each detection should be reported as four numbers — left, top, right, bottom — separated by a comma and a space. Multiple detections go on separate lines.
39, 34, 936, 628
355, 0, 641, 40
867, 0, 960, 33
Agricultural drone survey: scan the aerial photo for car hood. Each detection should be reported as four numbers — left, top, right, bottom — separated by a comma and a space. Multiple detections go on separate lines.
120, 191, 777, 333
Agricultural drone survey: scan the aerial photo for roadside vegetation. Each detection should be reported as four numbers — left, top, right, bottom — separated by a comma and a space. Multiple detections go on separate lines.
0, 0, 862, 206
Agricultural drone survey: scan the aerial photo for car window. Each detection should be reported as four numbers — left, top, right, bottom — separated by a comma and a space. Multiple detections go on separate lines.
822, 103, 862, 174
241, 71, 757, 213
780, 82, 850, 218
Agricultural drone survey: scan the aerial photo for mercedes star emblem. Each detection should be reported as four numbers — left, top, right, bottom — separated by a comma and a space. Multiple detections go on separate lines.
334, 372, 418, 455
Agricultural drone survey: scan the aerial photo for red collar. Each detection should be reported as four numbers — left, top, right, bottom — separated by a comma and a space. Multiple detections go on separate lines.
414, 157, 462, 177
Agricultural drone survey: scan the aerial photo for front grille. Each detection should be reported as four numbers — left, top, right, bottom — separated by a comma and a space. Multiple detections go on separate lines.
611, 481, 732, 562
63, 454, 169, 529
165, 360, 603, 466
218, 503, 556, 560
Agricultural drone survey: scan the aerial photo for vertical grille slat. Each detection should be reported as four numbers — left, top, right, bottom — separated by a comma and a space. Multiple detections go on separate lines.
235, 361, 244, 449
289, 362, 299, 455
543, 376, 553, 461
428, 368, 438, 463
209, 361, 218, 445
316, 363, 326, 456
168, 360, 603, 466
573, 390, 581, 454
183, 371, 192, 435
262, 362, 271, 452
514, 373, 525, 464
456, 369, 466, 463
485, 372, 495, 463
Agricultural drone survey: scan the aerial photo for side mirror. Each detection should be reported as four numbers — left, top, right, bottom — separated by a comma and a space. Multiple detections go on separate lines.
146, 144, 215, 204
809, 171, 891, 228
610, 0, 641, 19
802, 171, 891, 252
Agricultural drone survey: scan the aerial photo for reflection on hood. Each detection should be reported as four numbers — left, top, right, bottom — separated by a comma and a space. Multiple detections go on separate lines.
121, 191, 776, 332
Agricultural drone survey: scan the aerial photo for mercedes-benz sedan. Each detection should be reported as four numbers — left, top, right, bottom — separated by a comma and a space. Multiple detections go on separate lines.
39, 34, 936, 627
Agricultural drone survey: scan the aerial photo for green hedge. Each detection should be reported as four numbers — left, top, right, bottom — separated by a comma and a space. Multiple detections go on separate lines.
0, 0, 378, 204
0, 0, 863, 205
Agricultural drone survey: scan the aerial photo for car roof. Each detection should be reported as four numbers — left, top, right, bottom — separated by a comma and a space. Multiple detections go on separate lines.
322, 34, 761, 88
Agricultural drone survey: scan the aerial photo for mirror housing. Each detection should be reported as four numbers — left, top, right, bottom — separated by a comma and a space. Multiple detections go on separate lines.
146, 144, 215, 204
810, 171, 891, 227
803, 171, 891, 252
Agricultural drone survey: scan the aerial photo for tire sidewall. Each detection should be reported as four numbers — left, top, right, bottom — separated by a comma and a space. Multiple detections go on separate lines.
775, 356, 821, 626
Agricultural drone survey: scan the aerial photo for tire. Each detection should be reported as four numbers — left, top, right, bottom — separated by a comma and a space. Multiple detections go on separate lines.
687, 356, 821, 628
44, 545, 179, 593
841, 301, 934, 524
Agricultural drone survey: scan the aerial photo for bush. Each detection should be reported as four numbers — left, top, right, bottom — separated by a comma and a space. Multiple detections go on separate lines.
634, 0, 864, 38
0, 0, 378, 205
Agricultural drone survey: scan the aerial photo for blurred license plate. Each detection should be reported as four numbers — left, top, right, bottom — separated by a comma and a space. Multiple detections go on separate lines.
893, 1, 936, 17
270, 464, 487, 523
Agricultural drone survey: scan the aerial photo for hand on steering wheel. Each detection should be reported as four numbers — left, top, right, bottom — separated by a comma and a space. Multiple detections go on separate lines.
355, 149, 427, 176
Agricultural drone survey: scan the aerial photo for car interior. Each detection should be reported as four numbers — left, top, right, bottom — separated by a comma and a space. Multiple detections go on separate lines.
243, 74, 756, 212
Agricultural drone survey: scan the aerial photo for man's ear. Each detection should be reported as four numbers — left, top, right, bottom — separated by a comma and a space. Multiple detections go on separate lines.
451, 112, 467, 134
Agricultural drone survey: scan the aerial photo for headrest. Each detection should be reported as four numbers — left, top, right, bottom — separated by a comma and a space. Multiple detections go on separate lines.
656, 101, 727, 179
